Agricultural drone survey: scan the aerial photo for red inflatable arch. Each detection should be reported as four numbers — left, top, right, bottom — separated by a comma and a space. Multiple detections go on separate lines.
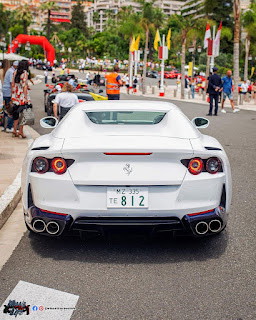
8, 34, 55, 66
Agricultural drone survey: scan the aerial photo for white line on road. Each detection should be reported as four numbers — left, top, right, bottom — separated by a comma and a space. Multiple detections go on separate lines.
0, 281, 79, 319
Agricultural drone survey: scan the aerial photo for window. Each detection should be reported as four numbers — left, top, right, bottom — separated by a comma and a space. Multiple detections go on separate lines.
86, 111, 166, 125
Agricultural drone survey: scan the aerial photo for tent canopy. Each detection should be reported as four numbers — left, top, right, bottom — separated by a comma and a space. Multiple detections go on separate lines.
0, 53, 29, 61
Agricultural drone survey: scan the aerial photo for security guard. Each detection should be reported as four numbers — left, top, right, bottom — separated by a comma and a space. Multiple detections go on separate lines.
207, 67, 222, 116
105, 65, 122, 100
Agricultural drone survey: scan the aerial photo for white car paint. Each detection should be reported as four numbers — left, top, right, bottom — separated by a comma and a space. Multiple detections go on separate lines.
21, 101, 231, 237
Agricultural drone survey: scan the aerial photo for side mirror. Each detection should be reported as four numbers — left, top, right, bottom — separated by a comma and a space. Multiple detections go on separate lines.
40, 116, 58, 129
192, 117, 209, 129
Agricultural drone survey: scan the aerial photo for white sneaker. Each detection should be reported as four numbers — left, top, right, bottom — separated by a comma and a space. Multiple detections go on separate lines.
233, 108, 240, 113
6, 128, 14, 133
221, 109, 226, 113
1, 127, 5, 131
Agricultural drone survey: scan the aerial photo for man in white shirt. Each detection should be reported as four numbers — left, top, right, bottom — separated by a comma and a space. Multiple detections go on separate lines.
53, 83, 79, 120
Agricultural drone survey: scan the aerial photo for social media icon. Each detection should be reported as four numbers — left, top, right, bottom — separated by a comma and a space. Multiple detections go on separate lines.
33, 306, 38, 311
39, 306, 44, 311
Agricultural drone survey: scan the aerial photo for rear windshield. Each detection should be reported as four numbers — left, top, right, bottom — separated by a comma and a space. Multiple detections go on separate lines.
86, 111, 166, 125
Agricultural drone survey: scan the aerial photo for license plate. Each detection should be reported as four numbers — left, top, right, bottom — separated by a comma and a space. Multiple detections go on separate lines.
107, 187, 148, 208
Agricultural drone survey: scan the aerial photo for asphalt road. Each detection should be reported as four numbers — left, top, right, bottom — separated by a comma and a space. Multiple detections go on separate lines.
0, 71, 255, 320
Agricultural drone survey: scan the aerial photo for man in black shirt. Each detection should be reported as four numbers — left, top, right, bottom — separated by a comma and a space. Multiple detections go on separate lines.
207, 67, 222, 116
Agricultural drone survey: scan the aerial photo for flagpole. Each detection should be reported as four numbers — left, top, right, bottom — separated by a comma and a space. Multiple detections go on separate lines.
159, 33, 165, 97
129, 51, 133, 90
210, 25, 216, 72
134, 51, 138, 76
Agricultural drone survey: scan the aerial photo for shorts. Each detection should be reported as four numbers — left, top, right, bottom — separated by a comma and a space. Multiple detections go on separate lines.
126, 84, 129, 88
223, 92, 233, 100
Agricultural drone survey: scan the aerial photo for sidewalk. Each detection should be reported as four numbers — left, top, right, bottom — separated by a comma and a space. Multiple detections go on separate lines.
120, 86, 256, 112
0, 126, 40, 229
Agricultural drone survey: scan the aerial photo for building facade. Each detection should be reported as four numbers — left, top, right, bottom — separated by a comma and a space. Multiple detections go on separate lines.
86, 0, 183, 33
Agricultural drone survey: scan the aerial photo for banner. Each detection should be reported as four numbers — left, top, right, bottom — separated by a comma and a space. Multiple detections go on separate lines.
129, 36, 136, 52
188, 62, 193, 77
251, 67, 255, 78
167, 28, 171, 50
154, 30, 160, 51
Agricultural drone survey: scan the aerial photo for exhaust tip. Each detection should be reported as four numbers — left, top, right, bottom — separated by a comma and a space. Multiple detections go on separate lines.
33, 219, 46, 233
195, 221, 208, 235
46, 221, 60, 235
209, 219, 222, 233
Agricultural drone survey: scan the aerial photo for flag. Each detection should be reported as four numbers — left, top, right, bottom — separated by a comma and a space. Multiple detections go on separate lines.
251, 67, 255, 78
134, 36, 140, 51
154, 29, 160, 51
188, 62, 193, 77
167, 28, 171, 50
213, 21, 222, 57
204, 22, 211, 49
130, 36, 136, 52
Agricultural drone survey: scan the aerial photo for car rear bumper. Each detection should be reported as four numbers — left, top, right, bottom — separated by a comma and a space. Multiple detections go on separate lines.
24, 205, 227, 237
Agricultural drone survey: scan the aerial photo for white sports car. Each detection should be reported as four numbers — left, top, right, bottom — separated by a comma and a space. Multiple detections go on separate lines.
21, 101, 231, 238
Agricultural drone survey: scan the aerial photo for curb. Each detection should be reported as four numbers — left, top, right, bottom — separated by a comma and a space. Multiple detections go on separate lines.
0, 126, 39, 230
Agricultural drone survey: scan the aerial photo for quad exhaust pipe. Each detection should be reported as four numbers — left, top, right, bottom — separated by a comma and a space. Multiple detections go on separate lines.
46, 221, 60, 235
195, 221, 208, 235
208, 219, 222, 233
195, 219, 222, 235
32, 219, 60, 235
33, 219, 46, 233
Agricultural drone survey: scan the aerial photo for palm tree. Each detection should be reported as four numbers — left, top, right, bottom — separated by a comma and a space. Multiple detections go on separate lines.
15, 4, 33, 34
241, 2, 256, 81
137, 0, 156, 94
233, 0, 241, 106
118, 7, 142, 85
39, 1, 59, 40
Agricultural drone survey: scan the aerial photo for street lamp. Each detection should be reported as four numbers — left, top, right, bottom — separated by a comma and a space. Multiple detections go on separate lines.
25, 41, 31, 57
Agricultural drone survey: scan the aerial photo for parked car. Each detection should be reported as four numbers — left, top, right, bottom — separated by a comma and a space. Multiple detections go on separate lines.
22, 101, 231, 239
36, 63, 52, 71
52, 74, 76, 83
146, 70, 159, 78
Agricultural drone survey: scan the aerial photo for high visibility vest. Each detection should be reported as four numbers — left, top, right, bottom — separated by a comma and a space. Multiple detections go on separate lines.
106, 73, 120, 95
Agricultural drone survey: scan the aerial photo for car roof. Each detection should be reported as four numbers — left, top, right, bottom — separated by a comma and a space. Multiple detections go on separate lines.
79, 100, 178, 112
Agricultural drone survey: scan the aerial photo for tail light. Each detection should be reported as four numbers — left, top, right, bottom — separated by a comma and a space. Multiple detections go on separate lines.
51, 158, 67, 174
188, 158, 203, 175
206, 157, 221, 174
33, 157, 49, 174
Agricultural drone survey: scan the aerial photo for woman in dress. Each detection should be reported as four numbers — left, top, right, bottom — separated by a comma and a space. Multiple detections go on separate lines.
11, 60, 30, 138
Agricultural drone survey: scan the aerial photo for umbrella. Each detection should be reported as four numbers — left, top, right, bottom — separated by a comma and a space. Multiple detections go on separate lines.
0, 53, 29, 61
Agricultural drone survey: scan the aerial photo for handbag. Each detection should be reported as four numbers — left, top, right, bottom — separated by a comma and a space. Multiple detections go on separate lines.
4, 101, 14, 117
19, 104, 35, 125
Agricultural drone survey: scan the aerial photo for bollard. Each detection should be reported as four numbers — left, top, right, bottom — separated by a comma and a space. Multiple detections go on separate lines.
188, 90, 191, 99
152, 86, 155, 94
174, 89, 177, 97
199, 89, 201, 96
202, 91, 206, 101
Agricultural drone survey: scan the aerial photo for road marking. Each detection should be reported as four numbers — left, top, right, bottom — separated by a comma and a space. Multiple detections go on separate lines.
0, 281, 79, 319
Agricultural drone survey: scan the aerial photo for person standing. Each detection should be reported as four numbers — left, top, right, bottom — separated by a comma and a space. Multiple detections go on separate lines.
221, 70, 239, 113
2, 60, 19, 132
250, 80, 256, 103
53, 83, 79, 121
105, 65, 122, 100
44, 69, 48, 84
189, 78, 196, 99
11, 60, 31, 138
207, 67, 222, 116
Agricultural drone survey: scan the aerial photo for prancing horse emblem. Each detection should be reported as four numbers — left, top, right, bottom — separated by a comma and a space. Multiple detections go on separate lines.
123, 164, 133, 175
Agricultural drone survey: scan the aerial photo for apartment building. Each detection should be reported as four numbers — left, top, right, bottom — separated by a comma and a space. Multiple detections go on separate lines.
86, 0, 183, 32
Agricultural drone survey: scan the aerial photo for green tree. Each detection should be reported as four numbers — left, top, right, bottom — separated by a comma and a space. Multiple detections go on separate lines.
137, 0, 156, 93
15, 4, 33, 34
71, 0, 88, 35
233, 0, 241, 106
241, 2, 256, 81
40, 1, 59, 40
